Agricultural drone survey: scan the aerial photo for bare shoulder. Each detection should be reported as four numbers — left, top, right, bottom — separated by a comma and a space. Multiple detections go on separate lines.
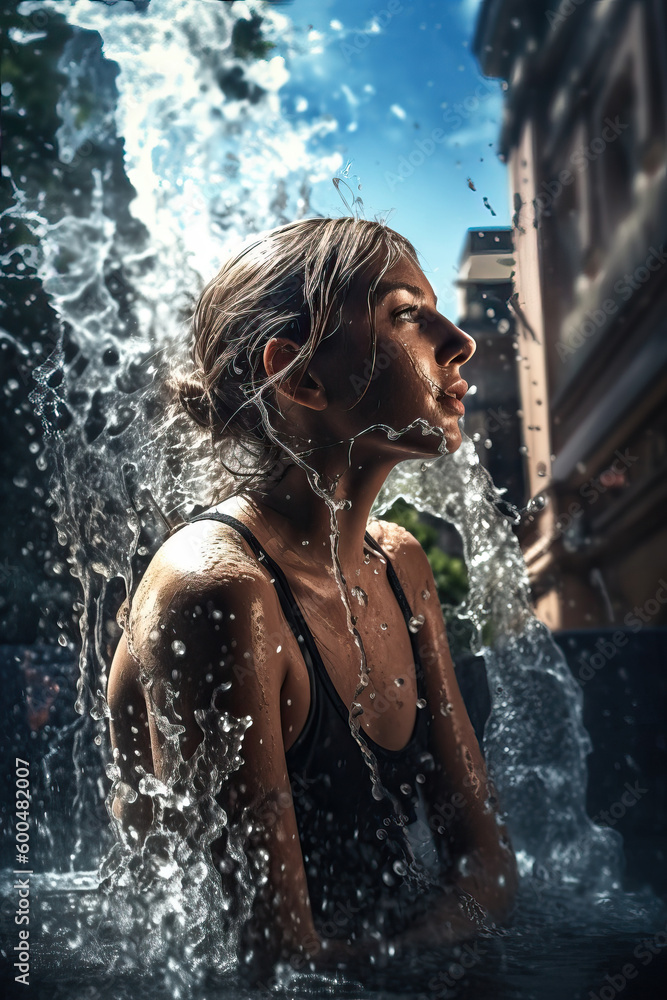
367, 517, 434, 603
367, 517, 425, 558
367, 517, 431, 572
117, 518, 284, 681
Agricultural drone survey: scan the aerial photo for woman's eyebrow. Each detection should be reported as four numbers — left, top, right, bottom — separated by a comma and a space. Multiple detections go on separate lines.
374, 279, 437, 306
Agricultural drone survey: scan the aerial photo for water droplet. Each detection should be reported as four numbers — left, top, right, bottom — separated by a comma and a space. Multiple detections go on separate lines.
276, 645, 282, 653
114, 781, 138, 804
171, 640, 186, 657
400, 783, 411, 795
380, 622, 388, 631
421, 589, 430, 600
301, 540, 309, 546
394, 676, 404, 686
416, 773, 425, 784
376, 828, 387, 841
94, 735, 102, 746
408, 614, 425, 633
416, 697, 427, 709
351, 585, 368, 606
392, 859, 407, 876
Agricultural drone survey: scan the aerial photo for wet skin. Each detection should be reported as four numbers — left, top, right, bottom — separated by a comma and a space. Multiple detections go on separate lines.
107, 254, 518, 973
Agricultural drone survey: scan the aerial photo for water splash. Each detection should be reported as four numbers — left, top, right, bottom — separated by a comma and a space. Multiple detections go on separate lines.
8, 0, 350, 972
100, 677, 254, 975
374, 438, 624, 890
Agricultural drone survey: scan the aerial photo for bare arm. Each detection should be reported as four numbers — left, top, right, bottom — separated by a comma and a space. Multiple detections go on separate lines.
107, 631, 155, 846
107, 522, 352, 977
372, 522, 518, 945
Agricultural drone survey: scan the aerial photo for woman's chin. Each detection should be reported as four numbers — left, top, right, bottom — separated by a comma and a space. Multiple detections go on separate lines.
444, 425, 463, 453
395, 426, 462, 461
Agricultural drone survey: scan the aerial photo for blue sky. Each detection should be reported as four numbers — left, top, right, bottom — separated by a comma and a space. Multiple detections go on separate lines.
274, 0, 510, 313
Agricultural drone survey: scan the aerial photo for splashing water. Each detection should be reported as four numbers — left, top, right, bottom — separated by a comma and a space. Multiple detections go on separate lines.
5, 0, 664, 994
376, 441, 622, 888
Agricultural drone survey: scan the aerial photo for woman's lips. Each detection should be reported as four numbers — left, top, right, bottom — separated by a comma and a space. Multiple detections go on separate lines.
440, 394, 465, 415
438, 378, 468, 415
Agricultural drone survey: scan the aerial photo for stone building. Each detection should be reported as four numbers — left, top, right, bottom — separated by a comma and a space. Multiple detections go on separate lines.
455, 226, 525, 508
473, 0, 667, 629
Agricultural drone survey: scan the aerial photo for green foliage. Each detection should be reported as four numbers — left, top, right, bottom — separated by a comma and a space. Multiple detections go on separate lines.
382, 499, 469, 608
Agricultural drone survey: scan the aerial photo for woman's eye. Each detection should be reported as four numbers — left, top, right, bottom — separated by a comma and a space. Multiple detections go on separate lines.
395, 305, 421, 323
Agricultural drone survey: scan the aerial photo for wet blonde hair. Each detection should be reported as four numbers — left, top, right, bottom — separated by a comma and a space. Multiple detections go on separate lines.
171, 216, 419, 491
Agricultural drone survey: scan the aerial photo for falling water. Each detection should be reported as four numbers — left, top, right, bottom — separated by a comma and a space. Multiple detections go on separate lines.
4, 0, 665, 994
376, 445, 622, 888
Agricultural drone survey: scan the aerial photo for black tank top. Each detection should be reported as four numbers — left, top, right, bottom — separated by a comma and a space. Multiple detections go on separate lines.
189, 510, 443, 938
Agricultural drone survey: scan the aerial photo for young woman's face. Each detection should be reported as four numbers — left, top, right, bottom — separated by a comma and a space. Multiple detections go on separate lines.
312, 253, 476, 459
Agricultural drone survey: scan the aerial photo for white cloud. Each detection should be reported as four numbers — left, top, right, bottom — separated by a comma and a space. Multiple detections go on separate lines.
443, 118, 499, 148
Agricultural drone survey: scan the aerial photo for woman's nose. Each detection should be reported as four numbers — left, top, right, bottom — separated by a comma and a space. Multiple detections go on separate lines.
435, 318, 476, 368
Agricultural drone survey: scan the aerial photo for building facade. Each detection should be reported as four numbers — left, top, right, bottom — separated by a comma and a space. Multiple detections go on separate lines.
473, 0, 667, 629
455, 227, 525, 509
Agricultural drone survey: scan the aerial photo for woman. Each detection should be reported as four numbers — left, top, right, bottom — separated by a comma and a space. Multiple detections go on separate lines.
107, 217, 518, 976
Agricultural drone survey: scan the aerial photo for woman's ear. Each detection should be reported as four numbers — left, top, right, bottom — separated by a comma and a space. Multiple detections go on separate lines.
263, 338, 327, 411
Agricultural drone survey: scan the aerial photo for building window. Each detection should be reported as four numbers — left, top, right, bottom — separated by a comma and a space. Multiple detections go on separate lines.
640, 1, 667, 174
599, 61, 636, 238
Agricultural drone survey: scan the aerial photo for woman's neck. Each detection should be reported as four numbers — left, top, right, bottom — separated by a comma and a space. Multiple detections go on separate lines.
237, 450, 399, 576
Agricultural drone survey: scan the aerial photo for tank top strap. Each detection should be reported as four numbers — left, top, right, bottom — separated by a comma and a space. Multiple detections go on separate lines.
189, 511, 427, 704
187, 509, 322, 689
363, 530, 427, 699
190, 510, 271, 567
